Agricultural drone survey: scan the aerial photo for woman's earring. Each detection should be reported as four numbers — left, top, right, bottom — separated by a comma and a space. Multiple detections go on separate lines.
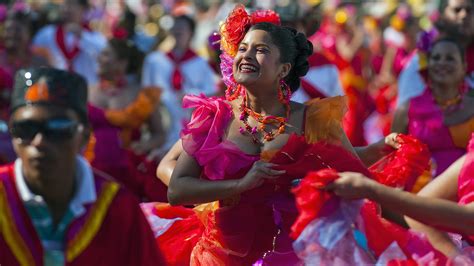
278, 79, 291, 104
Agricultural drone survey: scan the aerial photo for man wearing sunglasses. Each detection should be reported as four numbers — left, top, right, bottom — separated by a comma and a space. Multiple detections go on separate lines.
0, 68, 163, 265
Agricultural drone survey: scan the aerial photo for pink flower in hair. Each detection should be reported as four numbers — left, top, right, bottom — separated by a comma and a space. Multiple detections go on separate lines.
219, 52, 236, 88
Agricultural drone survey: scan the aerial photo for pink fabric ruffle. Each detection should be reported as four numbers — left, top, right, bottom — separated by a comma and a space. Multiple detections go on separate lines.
181, 94, 258, 180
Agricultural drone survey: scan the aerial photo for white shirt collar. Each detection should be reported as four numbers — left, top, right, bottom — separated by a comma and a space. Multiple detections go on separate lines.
14, 156, 97, 217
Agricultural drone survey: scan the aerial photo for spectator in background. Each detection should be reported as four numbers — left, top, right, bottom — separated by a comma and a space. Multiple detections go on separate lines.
278, 2, 344, 103
0, 10, 49, 164
365, 6, 419, 142
86, 37, 167, 201
312, 4, 373, 146
0, 10, 49, 121
142, 14, 217, 155
397, 0, 474, 106
392, 38, 474, 191
32, 0, 107, 85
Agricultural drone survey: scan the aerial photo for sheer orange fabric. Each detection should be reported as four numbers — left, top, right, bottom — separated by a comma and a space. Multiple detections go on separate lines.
304, 96, 347, 144
104, 88, 161, 147
449, 117, 474, 149
260, 96, 347, 162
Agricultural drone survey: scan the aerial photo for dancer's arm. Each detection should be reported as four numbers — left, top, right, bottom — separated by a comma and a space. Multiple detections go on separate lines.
404, 157, 466, 256
156, 140, 182, 186
391, 101, 409, 134
328, 156, 474, 235
354, 133, 400, 167
168, 151, 284, 205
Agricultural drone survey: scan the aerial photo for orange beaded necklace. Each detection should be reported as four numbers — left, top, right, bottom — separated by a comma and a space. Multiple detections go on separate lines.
237, 82, 292, 144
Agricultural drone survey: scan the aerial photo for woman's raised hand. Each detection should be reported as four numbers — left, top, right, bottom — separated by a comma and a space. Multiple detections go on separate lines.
325, 172, 377, 200
384, 132, 402, 149
236, 161, 285, 193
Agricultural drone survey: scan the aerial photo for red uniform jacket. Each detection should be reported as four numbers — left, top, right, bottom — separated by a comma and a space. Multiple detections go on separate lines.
0, 164, 164, 266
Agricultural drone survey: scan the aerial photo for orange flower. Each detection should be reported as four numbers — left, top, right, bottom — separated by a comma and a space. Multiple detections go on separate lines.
220, 5, 282, 57
219, 4, 251, 57
25, 78, 49, 102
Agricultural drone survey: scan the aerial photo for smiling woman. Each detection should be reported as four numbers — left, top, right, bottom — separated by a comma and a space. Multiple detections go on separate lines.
140, 4, 376, 265
391, 38, 474, 190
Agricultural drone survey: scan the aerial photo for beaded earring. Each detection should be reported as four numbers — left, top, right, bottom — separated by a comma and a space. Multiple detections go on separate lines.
278, 79, 292, 105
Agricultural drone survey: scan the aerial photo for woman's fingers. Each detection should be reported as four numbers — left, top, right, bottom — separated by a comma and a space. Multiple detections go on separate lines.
256, 162, 285, 176
385, 132, 401, 149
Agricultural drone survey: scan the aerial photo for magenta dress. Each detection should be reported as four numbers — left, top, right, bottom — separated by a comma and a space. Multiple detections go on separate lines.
87, 104, 133, 180
143, 94, 446, 265
143, 94, 376, 265
408, 88, 467, 176
87, 101, 168, 202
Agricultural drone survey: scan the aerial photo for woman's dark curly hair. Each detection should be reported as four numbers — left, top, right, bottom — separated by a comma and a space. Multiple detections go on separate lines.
249, 22, 313, 92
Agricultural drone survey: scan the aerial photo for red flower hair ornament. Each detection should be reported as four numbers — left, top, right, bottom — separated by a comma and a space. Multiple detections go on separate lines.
219, 5, 280, 90
219, 4, 280, 57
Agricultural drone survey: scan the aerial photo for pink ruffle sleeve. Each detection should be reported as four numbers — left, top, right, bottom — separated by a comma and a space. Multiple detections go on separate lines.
181, 94, 258, 181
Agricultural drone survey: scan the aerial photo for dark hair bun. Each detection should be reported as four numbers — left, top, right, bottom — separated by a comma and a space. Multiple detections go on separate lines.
292, 32, 313, 77
284, 28, 313, 92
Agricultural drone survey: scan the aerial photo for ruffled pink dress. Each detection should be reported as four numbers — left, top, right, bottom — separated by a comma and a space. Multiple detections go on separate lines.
144, 94, 373, 265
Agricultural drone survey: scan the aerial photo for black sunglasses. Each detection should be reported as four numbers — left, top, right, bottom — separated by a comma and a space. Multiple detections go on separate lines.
10, 118, 81, 141
453, 6, 472, 14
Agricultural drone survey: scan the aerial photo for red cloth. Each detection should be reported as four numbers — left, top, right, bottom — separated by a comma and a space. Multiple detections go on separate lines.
150, 204, 204, 265
126, 150, 168, 202
289, 133, 444, 262
0, 164, 164, 266
387, 259, 418, 266
290, 169, 339, 239
166, 49, 197, 91
55, 25, 81, 71
270, 134, 371, 186
369, 134, 431, 189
